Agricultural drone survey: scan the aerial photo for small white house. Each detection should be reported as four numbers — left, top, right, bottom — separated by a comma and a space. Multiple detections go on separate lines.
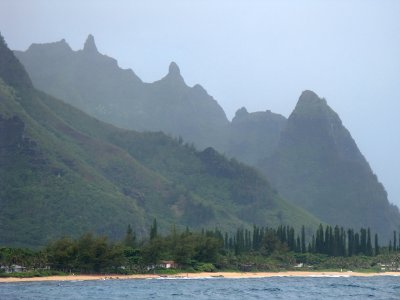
159, 261, 177, 269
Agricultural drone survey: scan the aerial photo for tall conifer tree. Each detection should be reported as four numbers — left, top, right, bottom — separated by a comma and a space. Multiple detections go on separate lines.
374, 233, 379, 256
301, 225, 306, 253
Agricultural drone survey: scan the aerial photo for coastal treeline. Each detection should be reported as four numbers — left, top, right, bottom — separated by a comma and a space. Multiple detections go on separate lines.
1, 222, 399, 275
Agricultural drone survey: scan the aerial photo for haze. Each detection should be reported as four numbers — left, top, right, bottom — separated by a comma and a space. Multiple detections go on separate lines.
1, 0, 399, 207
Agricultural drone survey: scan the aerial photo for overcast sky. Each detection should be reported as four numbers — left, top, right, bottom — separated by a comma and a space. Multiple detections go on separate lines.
1, 0, 400, 207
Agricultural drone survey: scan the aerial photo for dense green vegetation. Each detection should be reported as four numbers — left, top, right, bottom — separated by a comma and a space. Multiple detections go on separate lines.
0, 33, 320, 248
1, 223, 400, 276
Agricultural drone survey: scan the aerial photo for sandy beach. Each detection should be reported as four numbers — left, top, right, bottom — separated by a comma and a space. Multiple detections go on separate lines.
0, 271, 399, 283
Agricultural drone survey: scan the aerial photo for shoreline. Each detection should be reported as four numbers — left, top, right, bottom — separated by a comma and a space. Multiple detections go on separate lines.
0, 271, 399, 283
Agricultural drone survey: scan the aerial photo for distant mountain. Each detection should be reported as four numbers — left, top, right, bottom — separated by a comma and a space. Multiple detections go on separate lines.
14, 35, 229, 151
227, 107, 286, 166
1, 34, 319, 248
14, 35, 399, 241
260, 90, 400, 241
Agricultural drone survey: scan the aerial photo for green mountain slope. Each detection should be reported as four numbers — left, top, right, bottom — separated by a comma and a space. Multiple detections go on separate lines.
39, 86, 321, 232
261, 90, 400, 242
0, 34, 320, 248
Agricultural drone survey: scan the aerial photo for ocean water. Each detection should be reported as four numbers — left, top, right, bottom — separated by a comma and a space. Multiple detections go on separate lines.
1, 276, 399, 299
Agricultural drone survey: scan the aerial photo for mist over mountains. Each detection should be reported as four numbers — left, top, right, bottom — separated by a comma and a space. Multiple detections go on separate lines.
14, 35, 230, 151
261, 91, 400, 239
0, 34, 321, 248
0, 34, 398, 246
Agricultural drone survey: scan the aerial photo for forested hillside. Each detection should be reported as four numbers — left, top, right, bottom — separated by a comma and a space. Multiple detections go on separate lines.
0, 34, 319, 248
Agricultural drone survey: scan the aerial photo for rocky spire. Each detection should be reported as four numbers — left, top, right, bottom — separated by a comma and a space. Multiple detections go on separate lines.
161, 61, 185, 85
169, 61, 180, 75
83, 34, 98, 53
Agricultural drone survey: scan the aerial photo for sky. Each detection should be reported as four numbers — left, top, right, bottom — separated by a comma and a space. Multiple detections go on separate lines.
1, 0, 400, 207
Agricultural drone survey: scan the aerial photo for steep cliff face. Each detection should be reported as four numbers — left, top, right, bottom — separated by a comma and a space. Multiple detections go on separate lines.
0, 35, 32, 90
227, 107, 286, 165
261, 90, 400, 241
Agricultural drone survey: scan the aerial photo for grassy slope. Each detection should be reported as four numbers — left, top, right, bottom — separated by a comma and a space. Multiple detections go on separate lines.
0, 80, 149, 248
0, 83, 320, 247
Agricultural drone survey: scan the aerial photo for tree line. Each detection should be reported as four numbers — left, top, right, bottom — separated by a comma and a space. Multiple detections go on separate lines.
1, 221, 399, 274
224, 225, 399, 257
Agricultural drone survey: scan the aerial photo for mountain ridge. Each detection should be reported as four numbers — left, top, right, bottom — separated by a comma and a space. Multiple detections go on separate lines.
13, 35, 400, 242
1, 34, 320, 248
14, 35, 229, 150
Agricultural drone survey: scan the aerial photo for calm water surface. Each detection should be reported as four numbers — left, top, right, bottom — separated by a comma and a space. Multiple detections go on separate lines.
1, 276, 399, 299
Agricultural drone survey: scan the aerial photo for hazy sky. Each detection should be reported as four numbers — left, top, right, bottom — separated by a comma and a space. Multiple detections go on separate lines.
1, 0, 400, 207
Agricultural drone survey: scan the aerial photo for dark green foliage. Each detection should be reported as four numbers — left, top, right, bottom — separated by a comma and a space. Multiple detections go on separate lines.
366, 228, 373, 256
311, 225, 377, 257
360, 228, 367, 255
2, 223, 398, 275
301, 225, 306, 253
374, 234, 380, 256
124, 225, 136, 248
150, 219, 158, 240
45, 234, 124, 273
141, 227, 223, 267
0, 247, 47, 271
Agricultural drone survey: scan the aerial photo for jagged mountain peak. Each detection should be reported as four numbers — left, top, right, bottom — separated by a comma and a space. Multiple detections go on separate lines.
234, 107, 249, 119
160, 61, 185, 84
232, 107, 286, 123
169, 61, 180, 75
83, 34, 98, 53
292, 90, 333, 117
26, 38, 72, 54
297, 90, 326, 107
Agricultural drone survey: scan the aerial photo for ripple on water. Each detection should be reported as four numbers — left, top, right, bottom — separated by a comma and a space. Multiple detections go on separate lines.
0, 276, 399, 300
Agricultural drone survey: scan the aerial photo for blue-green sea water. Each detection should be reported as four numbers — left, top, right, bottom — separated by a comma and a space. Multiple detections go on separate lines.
1, 276, 399, 299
